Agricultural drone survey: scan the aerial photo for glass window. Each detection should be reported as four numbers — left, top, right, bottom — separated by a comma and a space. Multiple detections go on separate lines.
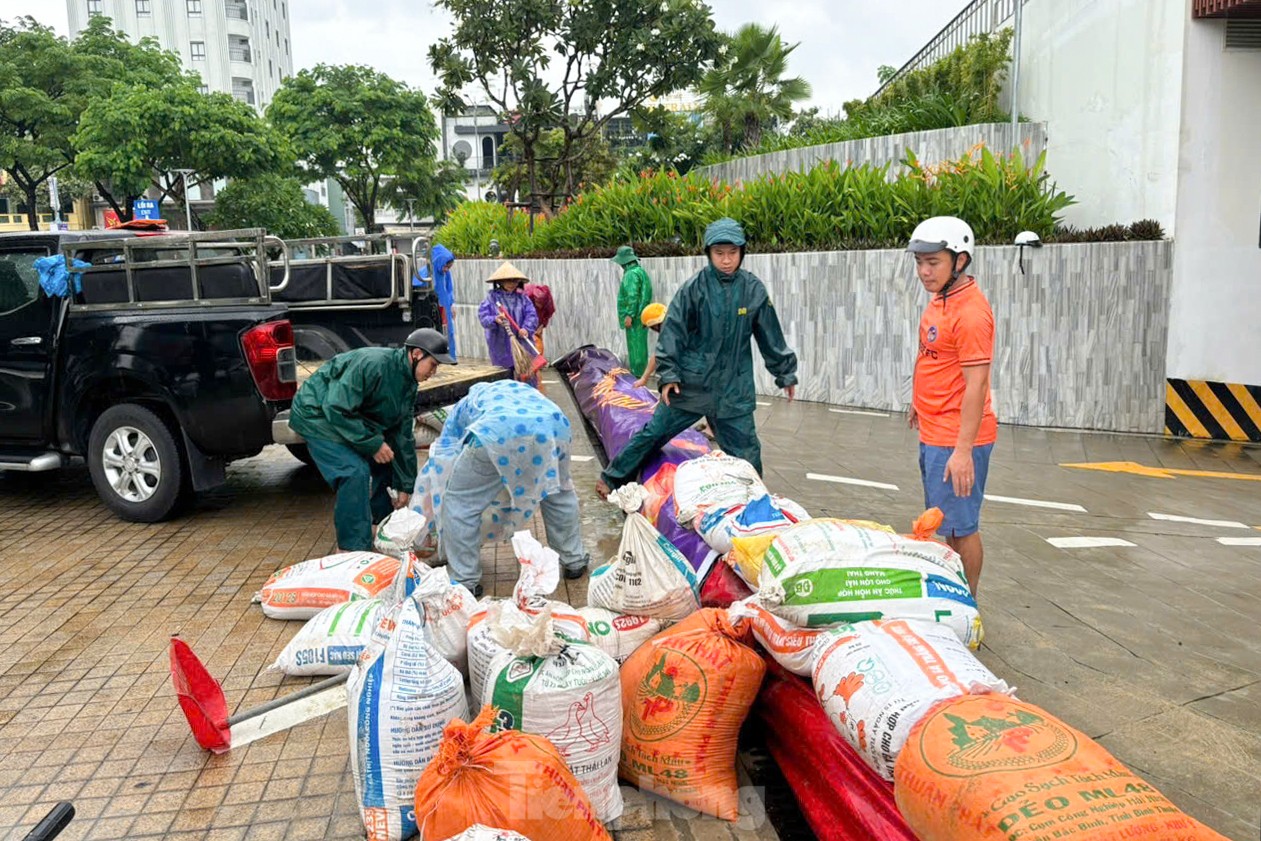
0, 250, 47, 315
187, 0, 202, 14
87, 0, 102, 14
197, 84, 209, 94
265, 20, 270, 37
190, 41, 206, 60
136, 0, 151, 14
282, 2, 286, 18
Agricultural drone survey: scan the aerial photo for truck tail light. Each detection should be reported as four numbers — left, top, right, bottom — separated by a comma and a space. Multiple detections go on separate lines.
242, 320, 297, 401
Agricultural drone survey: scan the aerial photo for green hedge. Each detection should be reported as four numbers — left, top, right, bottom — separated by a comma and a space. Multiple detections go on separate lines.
704, 30, 1014, 164
440, 144, 1075, 257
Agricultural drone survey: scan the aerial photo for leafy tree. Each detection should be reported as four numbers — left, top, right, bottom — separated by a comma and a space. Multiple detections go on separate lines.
0, 19, 79, 230
701, 23, 812, 152
623, 105, 709, 174
268, 64, 440, 233
75, 84, 289, 225
492, 129, 619, 209
207, 173, 341, 239
429, 0, 723, 210
384, 159, 467, 225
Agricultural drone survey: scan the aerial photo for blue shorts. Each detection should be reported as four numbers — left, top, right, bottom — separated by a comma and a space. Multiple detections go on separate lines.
919, 443, 993, 538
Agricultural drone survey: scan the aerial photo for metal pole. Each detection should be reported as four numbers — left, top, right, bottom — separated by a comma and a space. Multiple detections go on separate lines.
173, 168, 195, 231
472, 99, 481, 200
1010, 0, 1023, 135
405, 198, 416, 232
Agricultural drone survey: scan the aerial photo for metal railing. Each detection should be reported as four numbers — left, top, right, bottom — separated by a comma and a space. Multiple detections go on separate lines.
873, 0, 1026, 96
63, 228, 287, 311
232, 88, 255, 105
267, 234, 416, 312
226, 3, 248, 20
229, 47, 252, 63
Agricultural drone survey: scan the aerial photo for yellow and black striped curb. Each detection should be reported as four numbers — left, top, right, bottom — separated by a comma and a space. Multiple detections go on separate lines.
1166, 379, 1261, 442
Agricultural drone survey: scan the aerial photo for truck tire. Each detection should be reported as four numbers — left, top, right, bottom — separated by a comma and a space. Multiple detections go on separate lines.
286, 443, 317, 466
293, 326, 350, 380
87, 404, 187, 523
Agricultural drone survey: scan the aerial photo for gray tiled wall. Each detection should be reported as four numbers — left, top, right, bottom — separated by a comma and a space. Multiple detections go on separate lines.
453, 240, 1172, 434
692, 122, 1048, 185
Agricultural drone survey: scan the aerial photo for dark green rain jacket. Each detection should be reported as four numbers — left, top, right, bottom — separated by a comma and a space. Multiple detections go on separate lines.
656, 220, 798, 418
289, 347, 419, 490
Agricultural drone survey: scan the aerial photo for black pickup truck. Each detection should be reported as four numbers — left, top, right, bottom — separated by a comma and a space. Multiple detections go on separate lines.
0, 228, 296, 522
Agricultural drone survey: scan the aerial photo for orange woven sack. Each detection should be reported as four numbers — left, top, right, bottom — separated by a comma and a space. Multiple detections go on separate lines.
618, 608, 766, 820
414, 705, 610, 841
894, 694, 1230, 841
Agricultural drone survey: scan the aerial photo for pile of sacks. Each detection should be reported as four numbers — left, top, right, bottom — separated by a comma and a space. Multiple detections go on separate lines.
604, 451, 1228, 840
253, 510, 626, 840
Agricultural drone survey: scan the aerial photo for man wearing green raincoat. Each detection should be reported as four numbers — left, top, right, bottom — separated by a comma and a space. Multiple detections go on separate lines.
613, 245, 654, 378
597, 218, 799, 496
289, 328, 454, 551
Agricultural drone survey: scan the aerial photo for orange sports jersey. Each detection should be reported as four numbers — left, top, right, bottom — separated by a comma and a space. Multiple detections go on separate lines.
913, 278, 998, 447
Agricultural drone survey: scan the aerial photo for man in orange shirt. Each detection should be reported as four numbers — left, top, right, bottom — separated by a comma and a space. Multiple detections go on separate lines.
906, 216, 997, 596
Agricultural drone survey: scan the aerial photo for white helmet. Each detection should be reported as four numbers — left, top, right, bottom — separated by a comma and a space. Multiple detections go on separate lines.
907, 216, 975, 257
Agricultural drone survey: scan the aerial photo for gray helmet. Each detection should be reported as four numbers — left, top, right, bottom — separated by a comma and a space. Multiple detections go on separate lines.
405, 328, 456, 364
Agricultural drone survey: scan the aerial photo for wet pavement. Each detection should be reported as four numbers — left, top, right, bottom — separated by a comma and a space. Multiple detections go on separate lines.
0, 367, 1258, 840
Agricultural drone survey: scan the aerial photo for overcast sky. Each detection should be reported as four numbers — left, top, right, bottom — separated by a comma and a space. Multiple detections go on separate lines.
1, 0, 962, 115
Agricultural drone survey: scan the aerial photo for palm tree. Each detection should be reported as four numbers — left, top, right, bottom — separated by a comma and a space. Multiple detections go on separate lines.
700, 23, 813, 152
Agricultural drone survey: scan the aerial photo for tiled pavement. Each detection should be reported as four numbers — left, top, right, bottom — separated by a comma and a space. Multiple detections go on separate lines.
1, 369, 1259, 840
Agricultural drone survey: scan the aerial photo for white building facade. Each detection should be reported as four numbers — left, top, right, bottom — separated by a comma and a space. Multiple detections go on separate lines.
66, 0, 294, 110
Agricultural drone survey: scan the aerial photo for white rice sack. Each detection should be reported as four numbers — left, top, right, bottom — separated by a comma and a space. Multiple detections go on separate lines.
727, 596, 823, 677
812, 619, 1011, 780
696, 493, 811, 554
258, 552, 402, 620
672, 453, 768, 528
757, 519, 983, 647
467, 599, 589, 704
587, 513, 699, 622
440, 828, 532, 841
577, 606, 662, 665
409, 562, 478, 677
348, 597, 469, 841
270, 599, 386, 676
481, 611, 623, 822
373, 508, 428, 559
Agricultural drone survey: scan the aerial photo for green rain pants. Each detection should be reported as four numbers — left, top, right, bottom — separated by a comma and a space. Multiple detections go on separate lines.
304, 436, 396, 551
625, 325, 649, 379
600, 402, 762, 489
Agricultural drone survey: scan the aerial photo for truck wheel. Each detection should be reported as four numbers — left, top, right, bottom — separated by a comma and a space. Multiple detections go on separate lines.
88, 404, 186, 522
286, 443, 317, 467
293, 327, 350, 381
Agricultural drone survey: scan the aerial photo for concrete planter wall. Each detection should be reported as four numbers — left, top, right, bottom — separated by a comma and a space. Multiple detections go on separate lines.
692, 122, 1048, 185
452, 240, 1172, 434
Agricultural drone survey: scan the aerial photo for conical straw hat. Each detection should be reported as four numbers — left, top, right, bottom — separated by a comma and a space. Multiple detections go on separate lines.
486, 261, 529, 283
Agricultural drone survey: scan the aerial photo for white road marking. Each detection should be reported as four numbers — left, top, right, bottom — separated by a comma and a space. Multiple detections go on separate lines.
1047, 536, 1136, 549
1216, 537, 1261, 546
229, 684, 347, 750
570, 455, 595, 463
756, 401, 771, 407
806, 472, 900, 491
829, 408, 890, 418
984, 494, 1087, 513
1147, 512, 1250, 529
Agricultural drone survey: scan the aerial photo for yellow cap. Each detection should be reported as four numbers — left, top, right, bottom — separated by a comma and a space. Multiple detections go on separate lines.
641, 302, 667, 327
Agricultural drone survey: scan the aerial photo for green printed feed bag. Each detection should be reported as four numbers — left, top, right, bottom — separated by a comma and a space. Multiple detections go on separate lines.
757, 519, 982, 647
270, 599, 386, 676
